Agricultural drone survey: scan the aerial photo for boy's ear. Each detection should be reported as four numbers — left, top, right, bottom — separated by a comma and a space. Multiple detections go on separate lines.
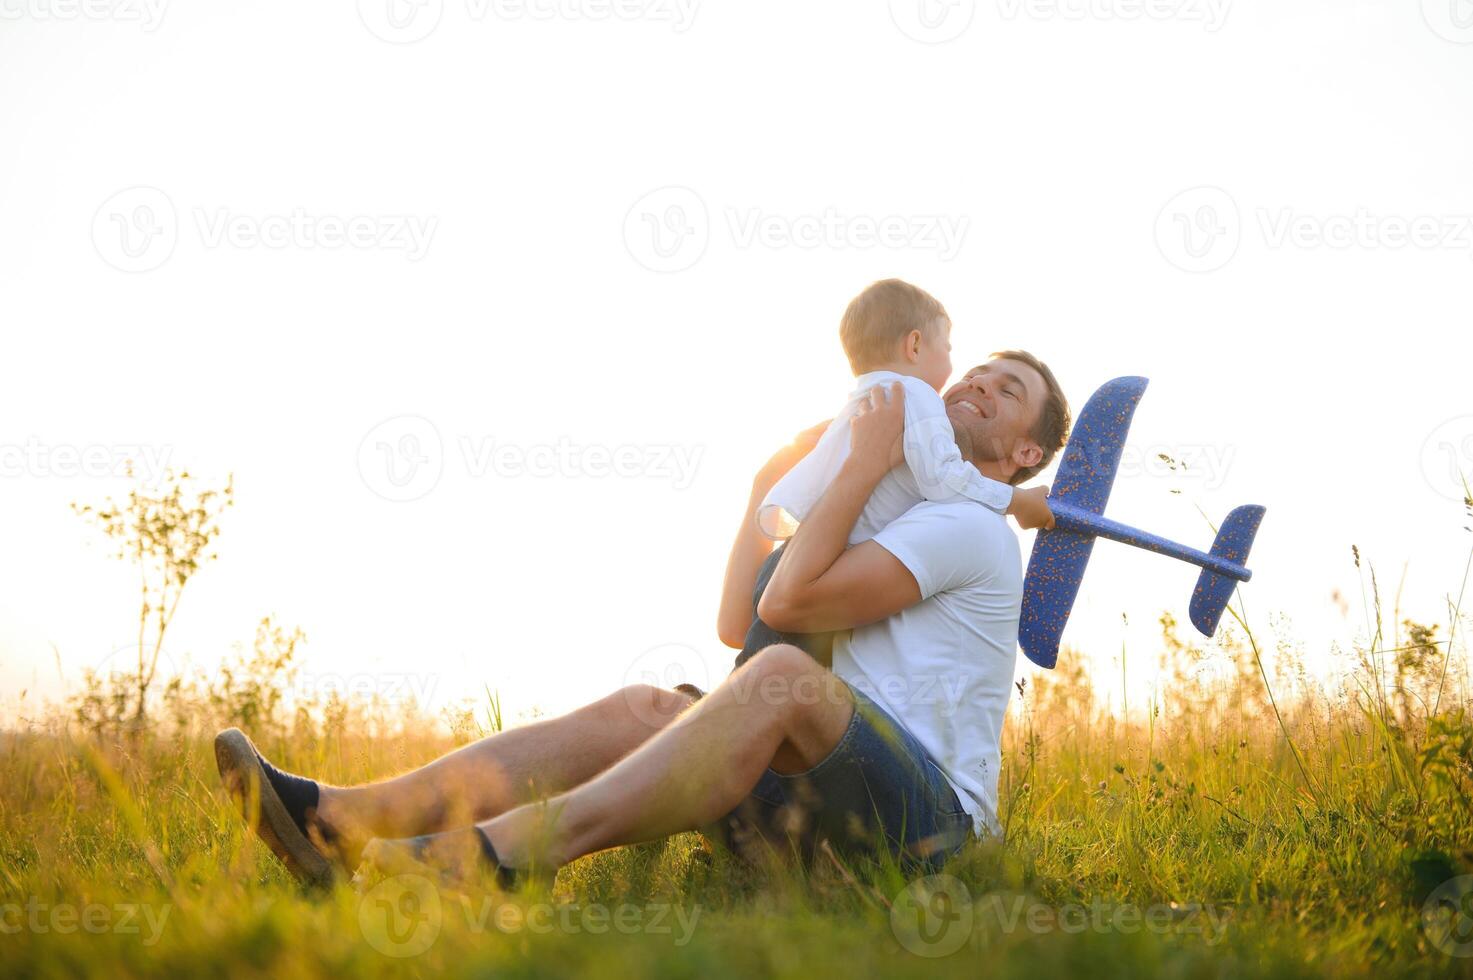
904, 329, 924, 362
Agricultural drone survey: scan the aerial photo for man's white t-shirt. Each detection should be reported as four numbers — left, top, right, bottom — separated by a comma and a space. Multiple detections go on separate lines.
830, 499, 1022, 838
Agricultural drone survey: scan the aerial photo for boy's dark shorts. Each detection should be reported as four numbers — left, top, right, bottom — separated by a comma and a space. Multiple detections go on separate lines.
736, 544, 835, 669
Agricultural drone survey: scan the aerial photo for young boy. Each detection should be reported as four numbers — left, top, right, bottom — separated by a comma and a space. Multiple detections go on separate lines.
736, 279, 1053, 668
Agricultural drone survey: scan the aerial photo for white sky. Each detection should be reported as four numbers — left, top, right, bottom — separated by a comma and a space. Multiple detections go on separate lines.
2, 0, 1471, 724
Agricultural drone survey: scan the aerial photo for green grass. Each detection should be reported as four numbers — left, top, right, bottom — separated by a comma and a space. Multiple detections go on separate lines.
3, 609, 1472, 979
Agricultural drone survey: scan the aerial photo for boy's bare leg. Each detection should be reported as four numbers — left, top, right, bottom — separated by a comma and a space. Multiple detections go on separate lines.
364, 645, 855, 877
313, 683, 696, 860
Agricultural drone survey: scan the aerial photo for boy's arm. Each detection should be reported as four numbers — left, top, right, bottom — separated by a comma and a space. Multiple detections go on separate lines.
759, 384, 924, 633
901, 379, 1055, 530
716, 421, 828, 648
1007, 484, 1055, 530
899, 378, 1014, 513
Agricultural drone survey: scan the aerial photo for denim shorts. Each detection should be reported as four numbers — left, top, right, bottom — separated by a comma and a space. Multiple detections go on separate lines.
709, 679, 975, 870
734, 544, 835, 670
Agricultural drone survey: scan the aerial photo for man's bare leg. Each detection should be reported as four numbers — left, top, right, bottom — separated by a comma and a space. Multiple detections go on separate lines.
310, 684, 695, 862
362, 645, 854, 877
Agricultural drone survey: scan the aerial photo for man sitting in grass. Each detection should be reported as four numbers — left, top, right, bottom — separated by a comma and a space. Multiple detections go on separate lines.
215, 351, 1070, 888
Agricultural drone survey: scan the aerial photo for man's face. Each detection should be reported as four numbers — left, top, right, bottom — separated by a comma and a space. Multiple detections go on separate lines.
941, 358, 1047, 476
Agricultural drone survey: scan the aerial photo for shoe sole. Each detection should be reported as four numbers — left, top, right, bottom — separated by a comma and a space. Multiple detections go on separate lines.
214, 728, 336, 888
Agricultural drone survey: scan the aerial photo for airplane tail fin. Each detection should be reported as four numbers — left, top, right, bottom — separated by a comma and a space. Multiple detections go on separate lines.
1188, 505, 1266, 636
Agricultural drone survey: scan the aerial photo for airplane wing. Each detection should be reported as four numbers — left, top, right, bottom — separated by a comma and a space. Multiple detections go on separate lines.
1019, 376, 1149, 668
1047, 375, 1149, 516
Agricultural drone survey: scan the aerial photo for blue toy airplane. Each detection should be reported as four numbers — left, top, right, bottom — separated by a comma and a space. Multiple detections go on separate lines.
1020, 376, 1266, 669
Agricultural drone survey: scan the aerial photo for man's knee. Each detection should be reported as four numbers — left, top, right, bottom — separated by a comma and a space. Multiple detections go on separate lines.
745, 643, 815, 679
738, 645, 846, 713
737, 646, 854, 773
607, 683, 696, 730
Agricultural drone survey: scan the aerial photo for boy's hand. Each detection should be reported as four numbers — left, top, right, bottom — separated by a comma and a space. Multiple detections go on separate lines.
850, 382, 906, 476
1008, 484, 1055, 531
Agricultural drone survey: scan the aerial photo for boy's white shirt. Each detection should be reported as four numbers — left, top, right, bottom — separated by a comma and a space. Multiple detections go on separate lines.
757, 371, 1014, 545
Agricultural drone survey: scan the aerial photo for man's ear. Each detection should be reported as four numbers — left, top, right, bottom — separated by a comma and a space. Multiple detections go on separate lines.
1013, 440, 1043, 472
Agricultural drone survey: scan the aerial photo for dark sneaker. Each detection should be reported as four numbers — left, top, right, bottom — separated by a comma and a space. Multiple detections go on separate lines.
214, 728, 337, 888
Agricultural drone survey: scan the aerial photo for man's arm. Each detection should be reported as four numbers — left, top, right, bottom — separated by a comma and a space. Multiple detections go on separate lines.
716, 421, 829, 648
758, 384, 923, 634
716, 477, 781, 648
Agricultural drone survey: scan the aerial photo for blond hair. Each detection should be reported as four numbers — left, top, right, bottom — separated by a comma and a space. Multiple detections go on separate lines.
838, 279, 949, 374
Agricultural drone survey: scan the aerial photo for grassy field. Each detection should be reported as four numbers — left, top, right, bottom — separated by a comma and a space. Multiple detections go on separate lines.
3, 607, 1472, 979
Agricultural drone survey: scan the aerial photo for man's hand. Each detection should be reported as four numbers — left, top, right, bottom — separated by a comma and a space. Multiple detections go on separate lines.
759, 380, 923, 634
849, 382, 906, 477
1007, 484, 1055, 531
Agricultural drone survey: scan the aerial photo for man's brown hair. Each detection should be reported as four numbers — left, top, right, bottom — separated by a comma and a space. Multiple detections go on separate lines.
990, 348, 1071, 485
839, 279, 949, 374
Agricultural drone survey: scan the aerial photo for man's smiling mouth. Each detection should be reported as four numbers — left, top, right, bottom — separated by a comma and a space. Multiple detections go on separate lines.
952, 398, 985, 417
